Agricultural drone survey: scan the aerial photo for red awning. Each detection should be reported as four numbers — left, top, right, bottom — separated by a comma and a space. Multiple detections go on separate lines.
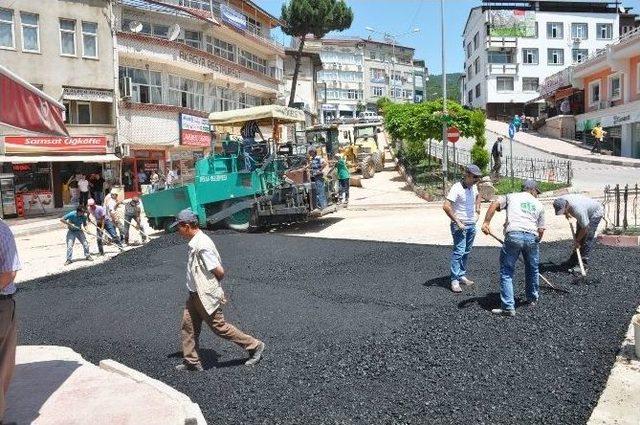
0, 65, 68, 137
554, 87, 579, 101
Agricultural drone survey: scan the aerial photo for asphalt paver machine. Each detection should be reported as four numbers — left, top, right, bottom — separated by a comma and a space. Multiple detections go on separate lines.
142, 105, 338, 232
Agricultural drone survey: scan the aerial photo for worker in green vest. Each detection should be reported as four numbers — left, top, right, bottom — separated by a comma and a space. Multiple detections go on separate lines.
336, 153, 350, 205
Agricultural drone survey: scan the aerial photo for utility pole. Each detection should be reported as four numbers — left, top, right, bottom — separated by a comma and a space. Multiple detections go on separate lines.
441, 0, 448, 188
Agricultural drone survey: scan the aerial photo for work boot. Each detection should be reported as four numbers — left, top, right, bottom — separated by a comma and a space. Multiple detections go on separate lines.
175, 363, 203, 372
491, 308, 516, 317
450, 280, 462, 293
460, 276, 475, 286
245, 341, 265, 366
85, 256, 94, 262
64, 260, 72, 266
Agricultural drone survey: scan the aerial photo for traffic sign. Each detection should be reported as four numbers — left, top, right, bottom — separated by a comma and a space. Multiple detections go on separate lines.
446, 126, 460, 143
508, 124, 516, 139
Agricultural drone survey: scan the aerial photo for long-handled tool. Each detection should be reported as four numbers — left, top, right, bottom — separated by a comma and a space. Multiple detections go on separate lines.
567, 220, 587, 277
65, 222, 124, 251
122, 217, 148, 243
488, 231, 566, 293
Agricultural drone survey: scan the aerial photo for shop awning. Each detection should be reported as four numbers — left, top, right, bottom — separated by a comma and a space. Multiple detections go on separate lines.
0, 65, 68, 137
554, 87, 579, 101
0, 154, 120, 163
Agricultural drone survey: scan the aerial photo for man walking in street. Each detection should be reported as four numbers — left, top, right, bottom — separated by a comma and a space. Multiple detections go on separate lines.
171, 209, 265, 372
553, 194, 604, 274
77, 174, 90, 207
87, 198, 123, 255
123, 197, 147, 245
60, 205, 93, 265
482, 180, 545, 317
442, 164, 482, 293
309, 148, 327, 210
491, 137, 503, 176
590, 123, 606, 155
0, 218, 20, 422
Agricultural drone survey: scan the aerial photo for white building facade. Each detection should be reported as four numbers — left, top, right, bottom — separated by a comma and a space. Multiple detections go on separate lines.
362, 40, 416, 108
461, 0, 619, 121
116, 0, 283, 195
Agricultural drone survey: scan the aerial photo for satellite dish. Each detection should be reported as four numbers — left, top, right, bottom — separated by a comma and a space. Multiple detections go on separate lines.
128, 20, 143, 33
168, 23, 181, 41
618, 5, 626, 13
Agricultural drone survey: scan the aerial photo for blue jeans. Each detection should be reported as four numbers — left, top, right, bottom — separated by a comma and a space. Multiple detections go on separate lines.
243, 137, 256, 171
450, 223, 476, 282
97, 220, 122, 255
499, 231, 540, 311
570, 216, 602, 266
314, 179, 327, 209
66, 230, 90, 261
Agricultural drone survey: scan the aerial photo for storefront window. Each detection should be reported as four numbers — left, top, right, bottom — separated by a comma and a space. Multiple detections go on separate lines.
12, 162, 51, 193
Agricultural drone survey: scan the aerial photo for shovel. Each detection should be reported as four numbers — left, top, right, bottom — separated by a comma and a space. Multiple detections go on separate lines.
488, 231, 567, 293
66, 222, 124, 251
567, 220, 587, 277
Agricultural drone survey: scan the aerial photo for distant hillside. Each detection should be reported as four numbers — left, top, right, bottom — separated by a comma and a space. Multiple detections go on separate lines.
424, 73, 464, 101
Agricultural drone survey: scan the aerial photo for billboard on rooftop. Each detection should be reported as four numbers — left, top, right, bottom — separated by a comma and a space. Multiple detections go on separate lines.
489, 9, 536, 37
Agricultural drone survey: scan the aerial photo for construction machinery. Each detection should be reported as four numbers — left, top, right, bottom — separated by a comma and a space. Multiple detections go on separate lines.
141, 105, 338, 232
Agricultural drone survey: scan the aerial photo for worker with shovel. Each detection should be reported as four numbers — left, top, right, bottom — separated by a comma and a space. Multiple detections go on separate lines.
87, 198, 123, 255
553, 195, 603, 275
482, 179, 545, 317
60, 205, 93, 265
123, 197, 147, 245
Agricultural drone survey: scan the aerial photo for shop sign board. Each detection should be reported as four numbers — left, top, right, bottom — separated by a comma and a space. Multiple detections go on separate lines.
4, 136, 107, 154
220, 4, 247, 30
180, 113, 211, 148
178, 51, 241, 79
62, 87, 113, 103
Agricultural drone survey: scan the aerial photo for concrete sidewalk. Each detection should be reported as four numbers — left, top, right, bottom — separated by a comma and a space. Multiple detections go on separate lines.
4, 346, 205, 425
487, 120, 640, 168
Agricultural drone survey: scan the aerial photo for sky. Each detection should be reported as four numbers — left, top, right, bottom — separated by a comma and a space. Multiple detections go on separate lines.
259, 0, 640, 75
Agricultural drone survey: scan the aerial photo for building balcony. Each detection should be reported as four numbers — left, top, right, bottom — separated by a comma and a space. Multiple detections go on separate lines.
486, 63, 518, 75
485, 36, 517, 49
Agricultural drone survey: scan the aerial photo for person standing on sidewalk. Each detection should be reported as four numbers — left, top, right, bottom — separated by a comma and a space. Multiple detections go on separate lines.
60, 206, 93, 265
87, 199, 123, 255
77, 174, 90, 207
590, 123, 606, 154
553, 194, 604, 274
442, 164, 482, 293
481, 180, 545, 317
491, 137, 503, 176
336, 154, 350, 205
171, 209, 265, 372
123, 197, 147, 245
0, 218, 20, 422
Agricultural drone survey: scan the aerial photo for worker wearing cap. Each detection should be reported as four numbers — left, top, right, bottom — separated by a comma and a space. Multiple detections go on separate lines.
105, 189, 125, 242
553, 194, 603, 274
309, 148, 327, 210
123, 197, 147, 245
60, 205, 93, 265
482, 180, 545, 317
87, 198, 123, 255
171, 209, 265, 372
442, 164, 483, 293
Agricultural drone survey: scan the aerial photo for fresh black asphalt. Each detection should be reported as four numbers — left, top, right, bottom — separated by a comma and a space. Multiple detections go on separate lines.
16, 232, 640, 424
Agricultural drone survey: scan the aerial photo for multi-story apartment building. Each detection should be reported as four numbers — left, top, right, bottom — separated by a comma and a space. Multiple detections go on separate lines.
362, 39, 416, 108
461, 0, 620, 121
413, 59, 429, 103
0, 0, 118, 211
283, 49, 322, 121
116, 0, 283, 194
572, 27, 640, 158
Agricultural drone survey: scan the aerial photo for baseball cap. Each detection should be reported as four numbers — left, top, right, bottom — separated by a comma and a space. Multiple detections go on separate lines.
169, 208, 199, 229
87, 198, 96, 206
553, 198, 568, 215
465, 164, 482, 177
523, 179, 541, 194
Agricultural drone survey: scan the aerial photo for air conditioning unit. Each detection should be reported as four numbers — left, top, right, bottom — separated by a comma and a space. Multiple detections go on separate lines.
120, 77, 132, 100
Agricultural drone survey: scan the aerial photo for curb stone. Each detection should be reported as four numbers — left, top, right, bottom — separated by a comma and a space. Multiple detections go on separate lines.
99, 359, 207, 425
486, 129, 640, 168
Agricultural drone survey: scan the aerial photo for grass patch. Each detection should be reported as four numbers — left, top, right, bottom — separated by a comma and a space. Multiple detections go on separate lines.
493, 178, 568, 195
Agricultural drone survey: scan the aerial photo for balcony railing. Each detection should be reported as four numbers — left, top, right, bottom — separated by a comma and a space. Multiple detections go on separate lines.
485, 36, 517, 49
486, 63, 518, 75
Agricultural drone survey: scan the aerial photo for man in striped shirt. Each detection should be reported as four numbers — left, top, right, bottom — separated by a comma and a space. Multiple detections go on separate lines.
240, 120, 265, 171
0, 218, 20, 421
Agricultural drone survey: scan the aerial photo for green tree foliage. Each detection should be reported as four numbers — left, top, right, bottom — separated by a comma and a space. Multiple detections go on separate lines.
423, 73, 464, 101
384, 99, 489, 171
281, 0, 353, 106
376, 96, 393, 113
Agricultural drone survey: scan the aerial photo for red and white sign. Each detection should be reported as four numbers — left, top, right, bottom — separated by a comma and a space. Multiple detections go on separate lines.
4, 136, 107, 154
0, 65, 68, 136
180, 113, 211, 147
447, 126, 460, 143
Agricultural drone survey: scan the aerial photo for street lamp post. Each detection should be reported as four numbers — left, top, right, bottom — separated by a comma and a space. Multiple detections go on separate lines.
365, 27, 420, 102
440, 0, 448, 188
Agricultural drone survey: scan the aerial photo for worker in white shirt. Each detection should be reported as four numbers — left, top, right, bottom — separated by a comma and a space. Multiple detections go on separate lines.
77, 175, 90, 207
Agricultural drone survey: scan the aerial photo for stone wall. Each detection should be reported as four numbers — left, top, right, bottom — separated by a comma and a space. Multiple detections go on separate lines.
539, 115, 576, 140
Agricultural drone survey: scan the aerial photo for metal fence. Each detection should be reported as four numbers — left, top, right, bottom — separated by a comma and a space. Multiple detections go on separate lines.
423, 140, 573, 184
603, 184, 640, 232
